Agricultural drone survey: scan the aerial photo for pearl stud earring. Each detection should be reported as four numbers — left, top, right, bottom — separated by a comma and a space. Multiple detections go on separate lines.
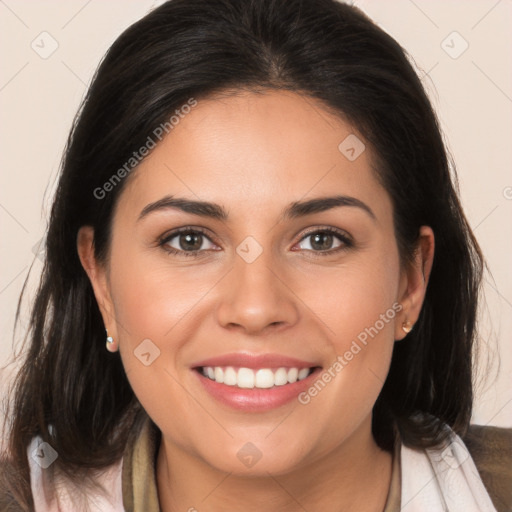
106, 329, 115, 351
402, 321, 414, 334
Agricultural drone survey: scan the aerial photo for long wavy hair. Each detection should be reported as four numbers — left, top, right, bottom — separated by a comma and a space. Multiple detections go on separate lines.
1, 0, 483, 508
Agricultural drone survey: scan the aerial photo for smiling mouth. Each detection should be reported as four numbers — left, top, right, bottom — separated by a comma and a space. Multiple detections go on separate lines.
194, 366, 319, 389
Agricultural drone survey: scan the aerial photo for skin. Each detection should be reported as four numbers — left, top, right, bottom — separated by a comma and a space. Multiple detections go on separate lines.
78, 89, 434, 512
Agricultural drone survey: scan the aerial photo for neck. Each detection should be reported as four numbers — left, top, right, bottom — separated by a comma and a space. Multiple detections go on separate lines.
156, 419, 392, 512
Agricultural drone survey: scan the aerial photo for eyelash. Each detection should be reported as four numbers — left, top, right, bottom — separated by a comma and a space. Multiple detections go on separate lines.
157, 226, 353, 259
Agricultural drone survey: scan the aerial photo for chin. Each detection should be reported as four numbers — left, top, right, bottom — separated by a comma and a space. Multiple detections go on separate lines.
197, 439, 311, 477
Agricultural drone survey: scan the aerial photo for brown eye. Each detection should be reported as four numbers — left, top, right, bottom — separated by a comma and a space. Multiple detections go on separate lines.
159, 228, 218, 257
295, 228, 353, 255
176, 232, 204, 251
308, 232, 336, 251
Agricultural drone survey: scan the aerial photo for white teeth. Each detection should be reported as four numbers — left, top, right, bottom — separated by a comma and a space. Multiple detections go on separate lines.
223, 367, 237, 386
274, 367, 288, 386
298, 368, 310, 381
214, 367, 224, 383
201, 366, 313, 388
237, 367, 255, 388
287, 368, 298, 383
255, 369, 274, 388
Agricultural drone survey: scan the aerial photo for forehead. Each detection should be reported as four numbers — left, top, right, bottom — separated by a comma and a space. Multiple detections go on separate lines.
116, 90, 391, 223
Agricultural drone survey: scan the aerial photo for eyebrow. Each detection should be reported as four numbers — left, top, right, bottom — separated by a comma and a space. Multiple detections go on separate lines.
137, 194, 376, 223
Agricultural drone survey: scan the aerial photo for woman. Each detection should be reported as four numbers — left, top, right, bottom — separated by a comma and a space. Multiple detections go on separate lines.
1, 0, 510, 510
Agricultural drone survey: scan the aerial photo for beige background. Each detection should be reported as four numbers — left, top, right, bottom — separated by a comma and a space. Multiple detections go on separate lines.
1, 0, 511, 428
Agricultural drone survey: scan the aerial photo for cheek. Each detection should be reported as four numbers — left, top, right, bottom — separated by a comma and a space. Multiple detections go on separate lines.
108, 241, 215, 340
302, 249, 401, 354
294, 252, 401, 432
294, 247, 401, 428
106, 243, 224, 423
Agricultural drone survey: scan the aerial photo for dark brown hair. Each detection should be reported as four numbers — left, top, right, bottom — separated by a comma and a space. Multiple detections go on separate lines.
1, 0, 483, 508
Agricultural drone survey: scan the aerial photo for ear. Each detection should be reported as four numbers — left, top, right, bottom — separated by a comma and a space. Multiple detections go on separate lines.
395, 225, 435, 341
76, 226, 119, 350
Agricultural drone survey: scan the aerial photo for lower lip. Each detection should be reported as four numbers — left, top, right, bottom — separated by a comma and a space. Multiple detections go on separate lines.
193, 368, 322, 412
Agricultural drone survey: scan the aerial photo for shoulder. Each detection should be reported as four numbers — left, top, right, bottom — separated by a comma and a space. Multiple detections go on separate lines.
463, 424, 512, 512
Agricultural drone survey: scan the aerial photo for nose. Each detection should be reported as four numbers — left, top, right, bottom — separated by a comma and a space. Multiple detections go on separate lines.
215, 245, 299, 335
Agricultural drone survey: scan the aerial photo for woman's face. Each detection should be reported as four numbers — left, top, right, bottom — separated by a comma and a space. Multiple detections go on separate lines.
80, 90, 430, 475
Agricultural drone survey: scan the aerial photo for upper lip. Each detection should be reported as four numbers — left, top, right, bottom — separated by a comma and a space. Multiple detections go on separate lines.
192, 352, 321, 370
